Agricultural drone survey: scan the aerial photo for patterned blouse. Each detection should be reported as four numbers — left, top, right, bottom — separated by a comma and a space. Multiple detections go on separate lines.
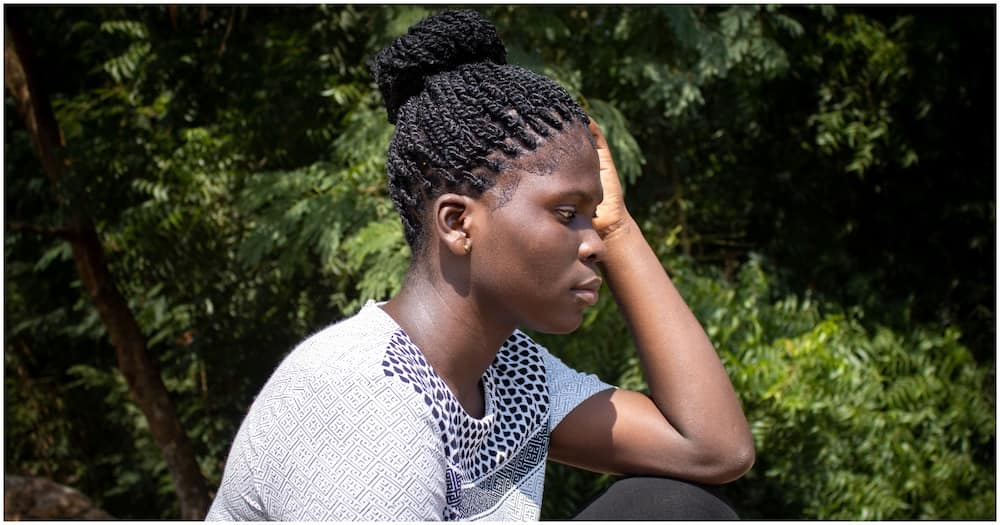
207, 301, 612, 521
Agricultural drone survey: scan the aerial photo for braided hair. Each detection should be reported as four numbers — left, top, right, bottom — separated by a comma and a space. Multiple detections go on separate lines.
370, 9, 589, 252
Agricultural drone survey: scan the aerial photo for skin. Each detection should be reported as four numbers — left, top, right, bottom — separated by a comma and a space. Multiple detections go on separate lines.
382, 119, 755, 484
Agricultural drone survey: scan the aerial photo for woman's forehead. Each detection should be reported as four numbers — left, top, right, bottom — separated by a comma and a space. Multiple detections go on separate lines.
491, 128, 602, 204
505, 124, 597, 175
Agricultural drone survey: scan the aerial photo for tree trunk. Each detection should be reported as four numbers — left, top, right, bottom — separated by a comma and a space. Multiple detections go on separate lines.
4, 16, 211, 520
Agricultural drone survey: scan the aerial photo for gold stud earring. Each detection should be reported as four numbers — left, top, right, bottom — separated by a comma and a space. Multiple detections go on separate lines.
463, 239, 471, 254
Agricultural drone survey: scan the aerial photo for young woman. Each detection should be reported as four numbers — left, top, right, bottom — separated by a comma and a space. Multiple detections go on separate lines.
207, 10, 754, 521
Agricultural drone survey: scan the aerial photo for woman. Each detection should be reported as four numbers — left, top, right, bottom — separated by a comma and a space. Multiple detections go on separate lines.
207, 9, 754, 521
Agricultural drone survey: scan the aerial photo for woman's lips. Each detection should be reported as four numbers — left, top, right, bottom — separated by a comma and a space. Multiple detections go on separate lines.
571, 277, 602, 306
572, 288, 599, 305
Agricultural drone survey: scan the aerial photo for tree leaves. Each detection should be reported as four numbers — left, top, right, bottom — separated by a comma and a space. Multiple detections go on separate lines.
538, 249, 994, 519
5, 5, 994, 520
585, 99, 644, 186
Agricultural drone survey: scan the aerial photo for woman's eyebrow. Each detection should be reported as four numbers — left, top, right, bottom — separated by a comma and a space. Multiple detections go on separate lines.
552, 189, 601, 205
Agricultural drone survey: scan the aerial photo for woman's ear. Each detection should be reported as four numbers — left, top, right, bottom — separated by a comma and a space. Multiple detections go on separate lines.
433, 193, 478, 256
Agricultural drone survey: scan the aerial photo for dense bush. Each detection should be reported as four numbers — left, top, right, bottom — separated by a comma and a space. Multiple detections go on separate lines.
5, 5, 993, 520
537, 250, 995, 519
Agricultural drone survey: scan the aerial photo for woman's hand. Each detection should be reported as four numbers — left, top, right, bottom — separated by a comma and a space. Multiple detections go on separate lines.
589, 119, 632, 240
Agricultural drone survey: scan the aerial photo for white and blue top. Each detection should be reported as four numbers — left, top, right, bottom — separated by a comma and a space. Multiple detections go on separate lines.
207, 301, 612, 521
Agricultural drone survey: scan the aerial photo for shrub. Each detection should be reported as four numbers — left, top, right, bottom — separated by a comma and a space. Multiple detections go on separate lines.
539, 254, 995, 519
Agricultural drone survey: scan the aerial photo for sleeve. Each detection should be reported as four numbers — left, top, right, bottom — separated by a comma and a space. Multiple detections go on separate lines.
541, 348, 616, 431
205, 421, 266, 521
209, 362, 449, 521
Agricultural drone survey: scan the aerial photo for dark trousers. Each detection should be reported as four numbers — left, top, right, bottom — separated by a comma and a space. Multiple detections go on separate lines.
571, 477, 739, 520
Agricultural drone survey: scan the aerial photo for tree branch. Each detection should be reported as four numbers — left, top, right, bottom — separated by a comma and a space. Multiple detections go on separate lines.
218, 6, 236, 56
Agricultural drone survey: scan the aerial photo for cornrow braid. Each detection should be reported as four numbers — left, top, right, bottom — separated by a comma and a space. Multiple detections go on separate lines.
370, 9, 589, 252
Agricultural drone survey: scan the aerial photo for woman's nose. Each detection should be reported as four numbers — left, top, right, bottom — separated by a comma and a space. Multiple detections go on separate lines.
579, 227, 606, 264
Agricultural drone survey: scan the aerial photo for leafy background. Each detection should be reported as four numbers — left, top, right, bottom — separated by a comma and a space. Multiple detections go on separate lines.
4, 5, 994, 519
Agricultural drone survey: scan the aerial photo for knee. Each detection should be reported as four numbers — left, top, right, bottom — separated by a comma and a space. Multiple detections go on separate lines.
573, 476, 739, 520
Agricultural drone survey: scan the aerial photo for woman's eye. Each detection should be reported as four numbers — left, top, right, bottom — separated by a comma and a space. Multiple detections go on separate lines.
555, 209, 577, 222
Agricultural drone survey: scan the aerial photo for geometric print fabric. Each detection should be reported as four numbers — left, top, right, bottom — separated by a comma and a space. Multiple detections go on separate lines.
206, 301, 612, 521
382, 329, 553, 519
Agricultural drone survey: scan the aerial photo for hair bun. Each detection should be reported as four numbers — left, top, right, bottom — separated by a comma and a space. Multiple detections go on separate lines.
370, 9, 507, 124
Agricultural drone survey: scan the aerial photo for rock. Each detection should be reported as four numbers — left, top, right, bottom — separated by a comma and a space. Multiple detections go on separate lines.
4, 474, 113, 520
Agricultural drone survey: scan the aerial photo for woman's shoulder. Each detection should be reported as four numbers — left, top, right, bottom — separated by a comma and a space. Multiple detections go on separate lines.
235, 304, 444, 459
215, 304, 449, 521
249, 302, 425, 416
279, 301, 399, 373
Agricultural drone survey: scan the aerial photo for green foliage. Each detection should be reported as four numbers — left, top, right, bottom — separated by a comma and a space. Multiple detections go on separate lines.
541, 253, 994, 519
584, 99, 645, 187
689, 258, 993, 519
807, 14, 917, 175
234, 91, 403, 314
4, 4, 993, 521
99, 20, 151, 82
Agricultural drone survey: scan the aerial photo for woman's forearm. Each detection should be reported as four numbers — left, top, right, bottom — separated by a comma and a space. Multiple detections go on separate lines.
599, 215, 755, 471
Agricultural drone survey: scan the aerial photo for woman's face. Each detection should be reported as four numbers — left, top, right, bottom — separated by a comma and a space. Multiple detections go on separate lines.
470, 123, 606, 334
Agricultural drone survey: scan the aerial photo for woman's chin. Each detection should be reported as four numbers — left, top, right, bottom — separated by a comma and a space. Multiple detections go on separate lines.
527, 313, 584, 335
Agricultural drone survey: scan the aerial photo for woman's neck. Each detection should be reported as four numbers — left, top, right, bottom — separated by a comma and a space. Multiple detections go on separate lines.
380, 268, 514, 416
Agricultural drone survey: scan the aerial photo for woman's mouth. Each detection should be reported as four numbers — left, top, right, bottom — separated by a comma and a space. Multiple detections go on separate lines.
571, 277, 602, 306
572, 288, 599, 305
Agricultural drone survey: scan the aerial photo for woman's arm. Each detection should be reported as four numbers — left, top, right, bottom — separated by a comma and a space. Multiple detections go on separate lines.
548, 120, 754, 484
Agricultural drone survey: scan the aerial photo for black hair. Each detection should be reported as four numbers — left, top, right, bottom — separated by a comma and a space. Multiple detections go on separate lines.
369, 9, 589, 252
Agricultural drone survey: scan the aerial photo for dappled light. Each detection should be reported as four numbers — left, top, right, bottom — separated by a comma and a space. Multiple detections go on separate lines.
4, 5, 994, 520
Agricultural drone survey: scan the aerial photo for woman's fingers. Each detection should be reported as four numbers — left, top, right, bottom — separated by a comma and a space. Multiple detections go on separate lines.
589, 118, 630, 238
